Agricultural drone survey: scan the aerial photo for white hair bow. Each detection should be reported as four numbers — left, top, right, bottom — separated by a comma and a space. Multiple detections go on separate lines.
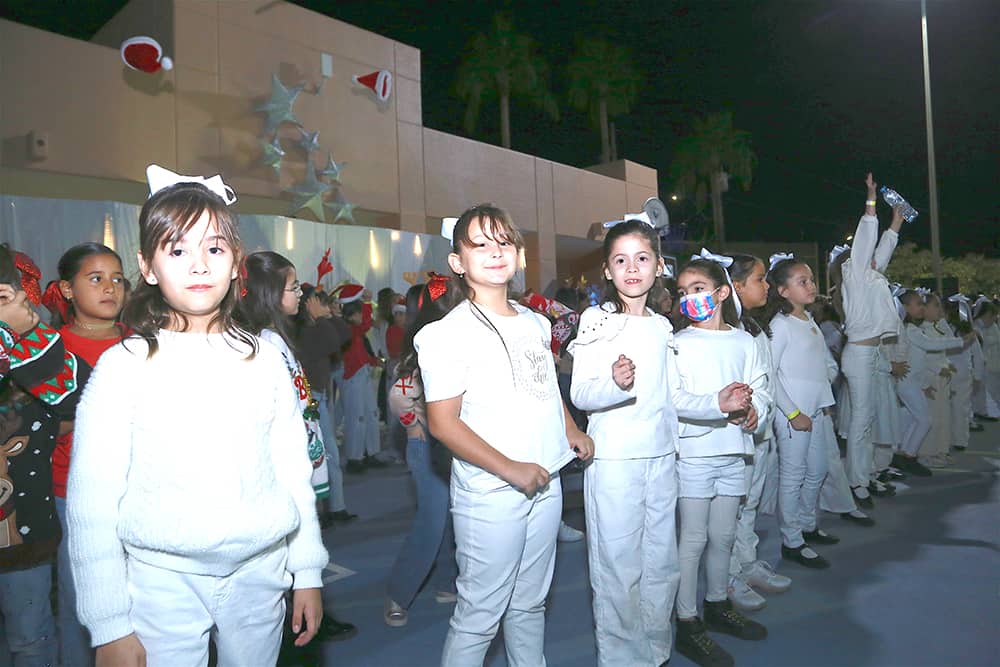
890, 283, 906, 319
828, 244, 850, 265
973, 295, 991, 318
602, 211, 656, 229
441, 217, 459, 243
890, 283, 907, 298
146, 164, 236, 205
914, 287, 932, 298
768, 252, 795, 272
691, 247, 742, 317
948, 293, 972, 322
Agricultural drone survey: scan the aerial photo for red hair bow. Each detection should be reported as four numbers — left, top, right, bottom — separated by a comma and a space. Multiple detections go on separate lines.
41, 281, 70, 323
317, 248, 333, 285
13, 252, 42, 305
427, 272, 450, 302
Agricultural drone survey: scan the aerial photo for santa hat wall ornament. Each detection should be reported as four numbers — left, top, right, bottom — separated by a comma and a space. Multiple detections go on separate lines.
332, 283, 365, 304
353, 69, 392, 103
120, 36, 173, 74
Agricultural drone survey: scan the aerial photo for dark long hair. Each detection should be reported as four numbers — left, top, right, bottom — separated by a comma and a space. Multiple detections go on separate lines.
237, 251, 297, 353
601, 220, 662, 314
49, 242, 123, 328
395, 280, 461, 380
828, 250, 851, 322
761, 257, 810, 328
675, 259, 740, 331
728, 253, 765, 337
123, 182, 254, 358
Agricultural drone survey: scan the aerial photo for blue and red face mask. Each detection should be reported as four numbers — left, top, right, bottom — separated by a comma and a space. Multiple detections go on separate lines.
679, 287, 722, 322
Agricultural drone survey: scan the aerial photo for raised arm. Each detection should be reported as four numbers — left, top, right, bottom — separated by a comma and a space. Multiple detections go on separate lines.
873, 206, 904, 272
846, 173, 880, 283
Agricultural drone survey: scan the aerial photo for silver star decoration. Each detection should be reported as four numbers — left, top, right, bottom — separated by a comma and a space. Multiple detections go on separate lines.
256, 74, 303, 135
320, 154, 347, 182
260, 135, 285, 173
325, 200, 358, 224
286, 165, 331, 221
298, 128, 321, 155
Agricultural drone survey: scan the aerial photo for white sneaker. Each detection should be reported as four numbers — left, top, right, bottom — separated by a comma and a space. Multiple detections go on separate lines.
728, 575, 766, 611
557, 521, 584, 542
743, 559, 792, 593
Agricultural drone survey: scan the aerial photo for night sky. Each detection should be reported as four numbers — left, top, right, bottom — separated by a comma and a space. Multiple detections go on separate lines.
3, 0, 997, 257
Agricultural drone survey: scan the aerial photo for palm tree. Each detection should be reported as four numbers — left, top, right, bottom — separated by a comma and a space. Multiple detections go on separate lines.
454, 14, 558, 149
567, 39, 641, 164
669, 112, 756, 246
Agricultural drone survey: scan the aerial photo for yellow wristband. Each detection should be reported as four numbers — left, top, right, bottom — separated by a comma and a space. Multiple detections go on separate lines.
865, 200, 877, 207
786, 409, 801, 420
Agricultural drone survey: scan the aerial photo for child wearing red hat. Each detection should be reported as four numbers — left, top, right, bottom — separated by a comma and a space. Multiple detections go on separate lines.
334, 284, 382, 472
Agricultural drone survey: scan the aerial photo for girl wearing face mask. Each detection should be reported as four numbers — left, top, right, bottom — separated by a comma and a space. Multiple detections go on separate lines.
671, 252, 772, 667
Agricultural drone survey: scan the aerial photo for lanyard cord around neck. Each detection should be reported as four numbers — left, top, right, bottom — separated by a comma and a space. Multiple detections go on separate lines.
468, 300, 517, 384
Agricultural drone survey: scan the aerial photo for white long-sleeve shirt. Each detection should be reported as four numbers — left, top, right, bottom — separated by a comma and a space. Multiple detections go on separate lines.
902, 322, 964, 389
841, 215, 900, 342
673, 326, 771, 458
568, 304, 724, 459
68, 331, 328, 647
769, 312, 837, 418
976, 319, 1000, 373
745, 324, 776, 442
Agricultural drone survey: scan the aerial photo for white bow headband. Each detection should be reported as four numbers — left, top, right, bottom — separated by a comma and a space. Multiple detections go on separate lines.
768, 252, 795, 272
948, 293, 972, 323
146, 164, 237, 205
829, 244, 850, 265
890, 283, 906, 319
691, 247, 742, 317
602, 211, 665, 230
973, 295, 990, 318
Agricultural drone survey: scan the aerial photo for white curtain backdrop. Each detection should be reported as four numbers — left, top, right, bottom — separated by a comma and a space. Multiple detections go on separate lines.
0, 196, 529, 297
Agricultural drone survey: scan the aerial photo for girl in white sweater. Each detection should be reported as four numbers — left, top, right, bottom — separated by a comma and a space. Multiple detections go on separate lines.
569, 221, 750, 667
68, 168, 328, 666
673, 252, 772, 667
765, 255, 840, 569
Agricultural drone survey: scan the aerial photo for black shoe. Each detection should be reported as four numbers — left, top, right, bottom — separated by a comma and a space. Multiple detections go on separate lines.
868, 481, 896, 497
969, 422, 985, 432
782, 543, 830, 569
803, 528, 840, 545
318, 513, 336, 530
703, 598, 767, 640
330, 509, 358, 523
840, 512, 876, 527
345, 459, 366, 474
363, 454, 388, 469
877, 468, 905, 483
974, 414, 998, 422
316, 615, 358, 642
675, 617, 734, 667
851, 486, 875, 509
892, 453, 932, 477
951, 444, 967, 451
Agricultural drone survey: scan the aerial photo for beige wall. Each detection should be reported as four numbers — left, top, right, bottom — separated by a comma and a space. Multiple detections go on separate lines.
0, 1, 657, 291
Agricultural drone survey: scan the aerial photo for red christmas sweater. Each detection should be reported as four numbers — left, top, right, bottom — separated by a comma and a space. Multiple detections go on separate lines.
342, 303, 379, 380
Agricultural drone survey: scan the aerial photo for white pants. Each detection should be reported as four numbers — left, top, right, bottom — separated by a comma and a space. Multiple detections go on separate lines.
897, 379, 932, 457
776, 412, 831, 548
442, 477, 562, 667
677, 495, 741, 619
126, 543, 290, 667
841, 343, 878, 488
872, 366, 901, 447
951, 373, 972, 449
341, 366, 380, 461
973, 370, 1000, 418
921, 373, 952, 458
730, 438, 771, 576
819, 436, 857, 514
585, 456, 678, 667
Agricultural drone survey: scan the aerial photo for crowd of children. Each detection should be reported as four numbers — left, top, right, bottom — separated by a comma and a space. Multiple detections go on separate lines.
0, 165, 998, 667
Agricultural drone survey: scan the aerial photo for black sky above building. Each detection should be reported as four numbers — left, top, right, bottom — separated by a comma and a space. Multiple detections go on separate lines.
3, 0, 997, 257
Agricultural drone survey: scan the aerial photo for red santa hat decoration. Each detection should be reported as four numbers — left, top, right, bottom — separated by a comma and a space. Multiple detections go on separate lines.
391, 295, 407, 315
332, 282, 365, 304
352, 69, 392, 103
120, 36, 173, 74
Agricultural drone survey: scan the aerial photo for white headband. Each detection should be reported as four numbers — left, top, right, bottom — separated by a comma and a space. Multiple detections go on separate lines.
146, 164, 237, 205
828, 244, 850, 265
691, 247, 742, 317
602, 211, 662, 229
948, 293, 972, 323
441, 217, 458, 242
768, 252, 795, 272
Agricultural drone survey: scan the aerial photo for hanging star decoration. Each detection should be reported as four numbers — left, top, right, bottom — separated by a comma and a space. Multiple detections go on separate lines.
325, 200, 358, 224
298, 128, 321, 155
320, 154, 347, 182
256, 73, 303, 135
286, 164, 331, 221
259, 135, 285, 173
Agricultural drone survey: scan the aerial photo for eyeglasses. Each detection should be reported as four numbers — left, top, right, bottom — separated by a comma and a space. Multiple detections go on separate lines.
286, 283, 303, 296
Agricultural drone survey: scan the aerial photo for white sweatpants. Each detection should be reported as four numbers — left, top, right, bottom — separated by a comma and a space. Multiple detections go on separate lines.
921, 373, 952, 458
973, 370, 1000, 418
442, 477, 562, 667
677, 495, 741, 620
951, 373, 973, 449
341, 365, 380, 461
730, 438, 771, 576
897, 379, 932, 457
776, 412, 832, 548
841, 343, 878, 489
585, 455, 677, 667
126, 543, 290, 667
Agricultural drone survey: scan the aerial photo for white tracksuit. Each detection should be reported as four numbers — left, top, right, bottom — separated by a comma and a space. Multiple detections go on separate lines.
898, 322, 963, 457
570, 305, 724, 667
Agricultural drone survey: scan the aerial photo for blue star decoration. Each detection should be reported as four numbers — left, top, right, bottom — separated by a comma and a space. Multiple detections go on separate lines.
298, 128, 321, 155
320, 153, 347, 182
286, 164, 331, 221
260, 135, 285, 173
256, 74, 303, 135
325, 200, 358, 224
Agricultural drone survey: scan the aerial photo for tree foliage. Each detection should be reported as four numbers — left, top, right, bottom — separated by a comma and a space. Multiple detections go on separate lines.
567, 39, 641, 163
885, 242, 1000, 295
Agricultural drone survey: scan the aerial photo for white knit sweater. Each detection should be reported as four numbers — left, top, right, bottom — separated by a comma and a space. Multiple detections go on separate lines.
67, 330, 329, 646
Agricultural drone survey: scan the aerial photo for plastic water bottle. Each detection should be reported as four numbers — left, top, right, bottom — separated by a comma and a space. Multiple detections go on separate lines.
879, 186, 919, 222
